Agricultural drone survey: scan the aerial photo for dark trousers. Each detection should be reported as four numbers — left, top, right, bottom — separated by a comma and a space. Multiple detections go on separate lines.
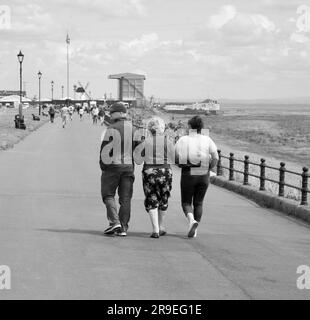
50, 114, 55, 123
101, 170, 135, 231
180, 174, 210, 222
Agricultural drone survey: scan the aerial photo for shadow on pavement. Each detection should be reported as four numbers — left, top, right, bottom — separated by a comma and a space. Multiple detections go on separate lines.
37, 228, 105, 237
37, 228, 188, 240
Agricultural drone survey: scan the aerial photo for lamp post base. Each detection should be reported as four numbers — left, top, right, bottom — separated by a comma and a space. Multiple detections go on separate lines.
14, 114, 26, 130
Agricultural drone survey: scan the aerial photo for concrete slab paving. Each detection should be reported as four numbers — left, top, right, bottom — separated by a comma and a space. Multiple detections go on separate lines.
0, 114, 310, 299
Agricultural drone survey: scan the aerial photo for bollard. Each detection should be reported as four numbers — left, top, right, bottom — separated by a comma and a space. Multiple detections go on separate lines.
260, 158, 266, 191
243, 155, 249, 185
279, 162, 286, 197
229, 153, 235, 181
301, 167, 309, 206
217, 150, 223, 176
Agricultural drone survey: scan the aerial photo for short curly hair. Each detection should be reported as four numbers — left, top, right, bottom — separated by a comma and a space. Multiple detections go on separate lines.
147, 117, 166, 135
188, 116, 204, 133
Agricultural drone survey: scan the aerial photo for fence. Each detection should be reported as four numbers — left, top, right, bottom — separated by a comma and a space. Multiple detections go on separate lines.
216, 150, 309, 206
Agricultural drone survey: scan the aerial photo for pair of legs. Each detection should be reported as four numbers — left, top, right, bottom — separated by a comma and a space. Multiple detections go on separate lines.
142, 167, 172, 238
100, 116, 105, 126
101, 170, 135, 233
50, 114, 55, 123
62, 115, 67, 128
180, 173, 210, 237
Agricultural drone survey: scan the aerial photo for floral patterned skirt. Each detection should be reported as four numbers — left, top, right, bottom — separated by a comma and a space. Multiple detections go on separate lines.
142, 167, 173, 212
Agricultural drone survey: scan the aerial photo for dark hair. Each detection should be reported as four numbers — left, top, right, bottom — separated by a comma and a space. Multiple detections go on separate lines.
188, 116, 204, 133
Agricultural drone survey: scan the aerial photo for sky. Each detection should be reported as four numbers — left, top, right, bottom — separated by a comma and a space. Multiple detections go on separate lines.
0, 0, 310, 100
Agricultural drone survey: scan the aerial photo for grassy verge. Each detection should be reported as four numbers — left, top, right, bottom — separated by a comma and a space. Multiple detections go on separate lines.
0, 107, 50, 151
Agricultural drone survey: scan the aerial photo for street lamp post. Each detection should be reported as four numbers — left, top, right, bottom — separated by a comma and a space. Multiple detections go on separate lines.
17, 50, 24, 118
51, 80, 54, 101
38, 71, 42, 116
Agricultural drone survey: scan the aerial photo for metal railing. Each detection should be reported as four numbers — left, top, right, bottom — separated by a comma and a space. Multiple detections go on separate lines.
216, 150, 309, 206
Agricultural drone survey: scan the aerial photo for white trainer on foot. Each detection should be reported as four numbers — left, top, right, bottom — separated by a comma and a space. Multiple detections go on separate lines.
188, 220, 198, 238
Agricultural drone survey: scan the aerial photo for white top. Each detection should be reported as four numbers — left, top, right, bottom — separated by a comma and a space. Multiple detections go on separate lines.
175, 132, 217, 175
92, 108, 99, 116
61, 106, 69, 116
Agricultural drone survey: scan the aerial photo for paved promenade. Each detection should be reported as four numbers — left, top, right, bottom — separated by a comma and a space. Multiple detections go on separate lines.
0, 114, 310, 299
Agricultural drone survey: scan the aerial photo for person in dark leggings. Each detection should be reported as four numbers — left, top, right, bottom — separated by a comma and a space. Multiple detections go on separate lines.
176, 116, 218, 238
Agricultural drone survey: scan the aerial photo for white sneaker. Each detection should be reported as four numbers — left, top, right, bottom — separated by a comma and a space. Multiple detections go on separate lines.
188, 220, 198, 238
193, 230, 197, 238
115, 230, 127, 237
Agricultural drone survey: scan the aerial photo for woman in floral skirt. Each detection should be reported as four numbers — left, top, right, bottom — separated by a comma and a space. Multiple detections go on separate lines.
135, 117, 175, 238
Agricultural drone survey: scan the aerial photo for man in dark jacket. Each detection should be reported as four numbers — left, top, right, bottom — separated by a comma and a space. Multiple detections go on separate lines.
48, 106, 55, 123
99, 103, 135, 237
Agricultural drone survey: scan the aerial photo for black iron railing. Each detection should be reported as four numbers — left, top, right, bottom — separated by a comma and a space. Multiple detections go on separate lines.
216, 150, 309, 206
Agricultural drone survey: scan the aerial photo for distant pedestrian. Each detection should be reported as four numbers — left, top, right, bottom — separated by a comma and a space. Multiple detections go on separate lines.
99, 102, 136, 237
79, 107, 84, 121
135, 117, 175, 238
68, 105, 74, 121
175, 116, 218, 238
98, 107, 105, 126
48, 106, 55, 123
61, 105, 69, 128
92, 106, 99, 125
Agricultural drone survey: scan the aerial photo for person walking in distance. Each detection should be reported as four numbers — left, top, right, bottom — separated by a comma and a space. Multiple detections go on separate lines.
92, 106, 99, 125
175, 116, 218, 238
68, 105, 74, 121
99, 103, 136, 237
60, 105, 69, 129
48, 105, 55, 123
79, 106, 84, 121
98, 107, 105, 126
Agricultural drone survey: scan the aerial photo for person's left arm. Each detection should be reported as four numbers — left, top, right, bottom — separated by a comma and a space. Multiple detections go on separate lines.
208, 137, 219, 171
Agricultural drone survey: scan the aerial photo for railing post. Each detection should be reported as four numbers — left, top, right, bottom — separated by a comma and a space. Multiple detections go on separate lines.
259, 158, 266, 191
301, 167, 309, 205
279, 162, 286, 197
217, 150, 223, 176
243, 155, 249, 185
229, 152, 235, 181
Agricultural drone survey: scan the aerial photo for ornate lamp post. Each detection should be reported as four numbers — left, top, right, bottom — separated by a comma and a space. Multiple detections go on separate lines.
17, 50, 24, 117
38, 71, 42, 115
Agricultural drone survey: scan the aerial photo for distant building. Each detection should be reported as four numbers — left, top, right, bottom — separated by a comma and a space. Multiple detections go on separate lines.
0, 90, 26, 98
0, 95, 32, 108
108, 73, 146, 107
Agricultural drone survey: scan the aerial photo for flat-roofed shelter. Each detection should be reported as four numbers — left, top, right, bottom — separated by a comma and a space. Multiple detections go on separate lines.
108, 73, 146, 107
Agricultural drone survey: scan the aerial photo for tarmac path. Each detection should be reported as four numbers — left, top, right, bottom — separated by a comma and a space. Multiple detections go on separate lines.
0, 114, 310, 299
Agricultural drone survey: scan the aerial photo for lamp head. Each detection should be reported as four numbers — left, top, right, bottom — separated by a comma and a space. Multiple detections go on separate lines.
17, 50, 24, 64
38, 71, 42, 79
